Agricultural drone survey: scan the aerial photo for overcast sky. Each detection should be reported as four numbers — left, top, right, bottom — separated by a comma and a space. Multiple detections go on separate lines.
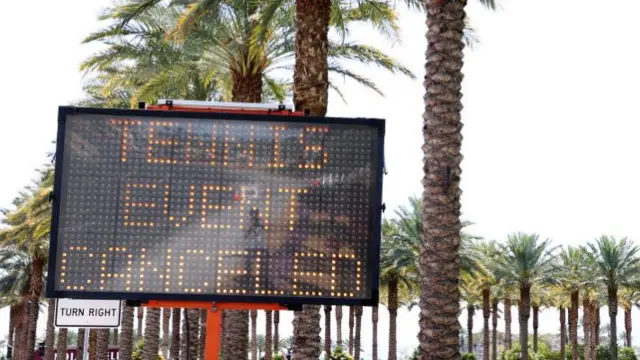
2, 0, 640, 357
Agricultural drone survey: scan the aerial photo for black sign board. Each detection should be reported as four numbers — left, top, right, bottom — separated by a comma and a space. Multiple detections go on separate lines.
46, 106, 384, 306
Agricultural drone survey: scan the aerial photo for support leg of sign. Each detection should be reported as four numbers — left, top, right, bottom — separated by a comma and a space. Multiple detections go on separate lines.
205, 304, 222, 360
83, 328, 90, 360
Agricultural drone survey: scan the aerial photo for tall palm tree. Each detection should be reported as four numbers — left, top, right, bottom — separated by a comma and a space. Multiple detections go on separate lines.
0, 245, 32, 360
335, 307, 342, 347
89, 329, 97, 360
120, 304, 134, 360
491, 233, 557, 360
171, 308, 181, 360
45, 299, 55, 360
372, 306, 379, 360
265, 311, 273, 360
273, 311, 280, 354
530, 286, 550, 354
323, 306, 331, 358
354, 307, 363, 360
557, 245, 590, 360
161, 309, 170, 360
78, 329, 86, 360
619, 288, 640, 348
586, 235, 640, 360
460, 273, 480, 355
251, 311, 258, 360
143, 308, 161, 360
58, 329, 69, 360
549, 287, 569, 360
97, 329, 109, 360
199, 310, 207, 360
418, 0, 501, 355
349, 307, 354, 355
476, 241, 499, 360
137, 308, 144, 342
0, 166, 53, 360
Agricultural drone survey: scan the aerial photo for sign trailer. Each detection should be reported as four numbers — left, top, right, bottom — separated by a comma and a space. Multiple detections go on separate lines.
46, 100, 385, 360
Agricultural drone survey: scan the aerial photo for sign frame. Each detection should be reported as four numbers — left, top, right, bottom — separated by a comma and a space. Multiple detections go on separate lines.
54, 298, 122, 328
46, 106, 385, 306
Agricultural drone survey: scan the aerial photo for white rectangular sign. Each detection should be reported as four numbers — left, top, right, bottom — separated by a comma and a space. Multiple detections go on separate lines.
55, 299, 121, 328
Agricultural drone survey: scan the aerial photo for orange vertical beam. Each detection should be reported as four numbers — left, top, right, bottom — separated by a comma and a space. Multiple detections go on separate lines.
205, 307, 222, 360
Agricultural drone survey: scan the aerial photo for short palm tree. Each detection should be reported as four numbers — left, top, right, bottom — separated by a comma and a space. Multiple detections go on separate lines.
557, 245, 590, 360
619, 288, 640, 347
460, 272, 481, 355
586, 235, 640, 360
491, 233, 557, 360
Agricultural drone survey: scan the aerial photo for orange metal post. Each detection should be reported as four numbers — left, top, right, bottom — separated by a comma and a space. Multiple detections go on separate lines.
206, 306, 222, 360
142, 301, 288, 360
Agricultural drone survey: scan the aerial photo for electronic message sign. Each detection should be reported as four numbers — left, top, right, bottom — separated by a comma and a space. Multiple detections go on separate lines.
47, 106, 384, 306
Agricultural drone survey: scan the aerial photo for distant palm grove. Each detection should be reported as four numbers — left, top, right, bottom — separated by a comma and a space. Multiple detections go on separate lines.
5, 2, 637, 360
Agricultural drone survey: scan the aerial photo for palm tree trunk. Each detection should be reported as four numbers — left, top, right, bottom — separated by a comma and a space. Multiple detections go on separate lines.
15, 304, 26, 360
137, 308, 144, 342
388, 279, 398, 360
532, 306, 539, 353
467, 306, 474, 354
354, 307, 362, 360
26, 258, 44, 360
88, 330, 97, 360
113, 329, 118, 346
291, 306, 321, 360
266, 311, 273, 360
143, 308, 160, 360
77, 329, 86, 360
609, 285, 618, 360
519, 285, 531, 360
595, 302, 600, 347
45, 299, 56, 360
96, 329, 109, 360
560, 307, 566, 360
589, 301, 597, 360
372, 306, 378, 360
274, 311, 280, 354
491, 299, 498, 360
482, 289, 490, 360
570, 290, 579, 360
349, 307, 355, 355
504, 297, 512, 350
222, 308, 247, 360
171, 308, 180, 360
199, 310, 206, 360
583, 299, 591, 360
188, 310, 200, 360
120, 304, 134, 360
323, 306, 331, 358
420, 0, 467, 358
251, 311, 258, 360
335, 307, 342, 347
161, 309, 170, 360
625, 305, 632, 347
57, 329, 68, 360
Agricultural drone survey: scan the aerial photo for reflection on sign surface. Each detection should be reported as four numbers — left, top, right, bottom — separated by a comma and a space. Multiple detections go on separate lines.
50, 109, 383, 304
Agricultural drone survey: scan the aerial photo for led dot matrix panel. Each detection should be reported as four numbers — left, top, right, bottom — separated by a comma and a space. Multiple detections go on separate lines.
47, 107, 384, 306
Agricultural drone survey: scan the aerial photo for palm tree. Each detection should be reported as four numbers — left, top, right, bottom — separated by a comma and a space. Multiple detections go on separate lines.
0, 166, 53, 360
113, 328, 119, 346
557, 246, 590, 360
476, 241, 499, 360
45, 299, 55, 360
143, 308, 161, 360
549, 288, 569, 360
334, 307, 342, 348
418, 0, 498, 356
323, 306, 331, 358
265, 311, 273, 360
161, 309, 170, 359
619, 288, 640, 348
491, 233, 557, 360
120, 304, 134, 360
349, 307, 354, 355
89, 329, 97, 360
530, 286, 550, 353
199, 310, 207, 360
460, 273, 480, 354
380, 219, 418, 360
171, 308, 180, 360
586, 235, 640, 360
137, 308, 144, 342
97, 329, 109, 360
251, 311, 258, 360
0, 245, 32, 360
354, 306, 363, 360
57, 329, 69, 360
273, 311, 280, 354
372, 306, 378, 360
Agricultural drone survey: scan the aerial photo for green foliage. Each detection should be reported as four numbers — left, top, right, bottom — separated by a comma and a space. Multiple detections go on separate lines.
132, 340, 164, 360
328, 347, 353, 360
462, 353, 477, 360
408, 347, 419, 360
499, 344, 534, 360
273, 355, 285, 360
619, 347, 638, 360
564, 345, 585, 360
